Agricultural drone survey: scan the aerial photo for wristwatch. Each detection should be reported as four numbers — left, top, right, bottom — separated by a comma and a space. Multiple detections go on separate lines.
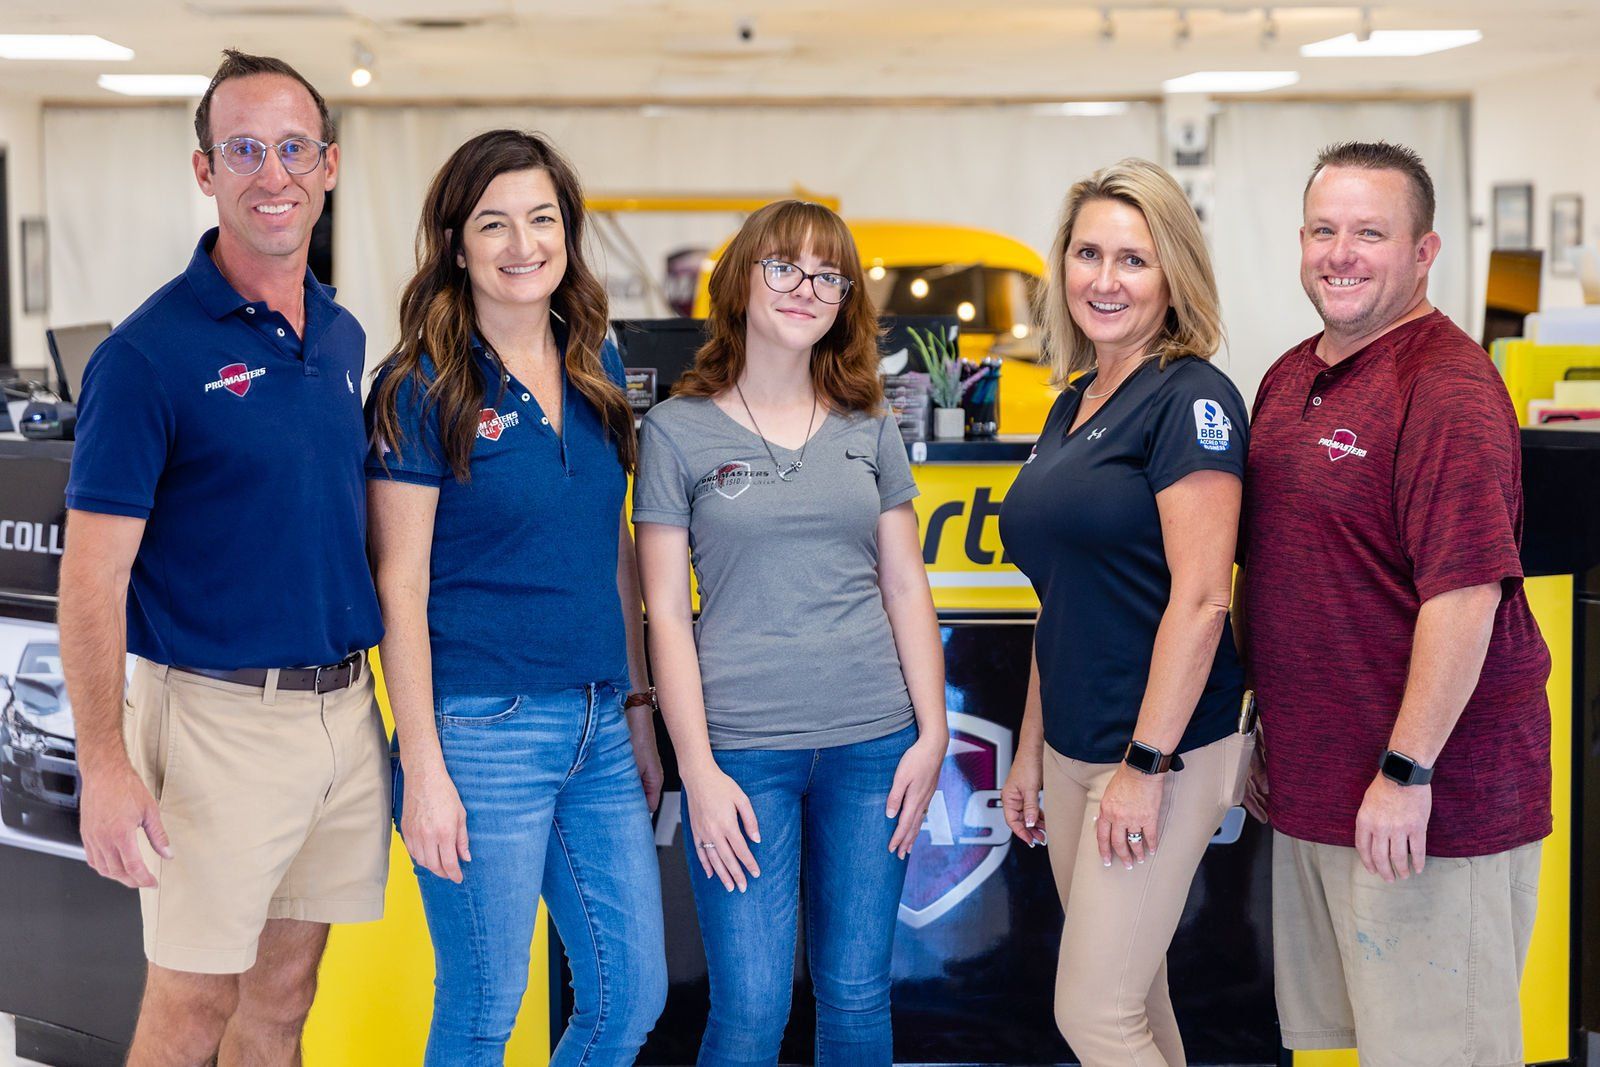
1123, 740, 1184, 775
1379, 749, 1434, 787
623, 687, 658, 712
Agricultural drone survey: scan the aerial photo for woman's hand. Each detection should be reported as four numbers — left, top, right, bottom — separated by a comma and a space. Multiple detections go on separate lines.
400, 760, 471, 884
1001, 747, 1047, 847
683, 765, 762, 893
1095, 764, 1166, 870
625, 710, 665, 813
887, 733, 947, 859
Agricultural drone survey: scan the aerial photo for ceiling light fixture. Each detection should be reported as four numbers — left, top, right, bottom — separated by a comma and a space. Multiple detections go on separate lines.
1099, 8, 1115, 43
1356, 6, 1373, 42
1032, 101, 1133, 117
1174, 8, 1192, 47
350, 41, 374, 88
1162, 70, 1300, 93
97, 74, 211, 97
1300, 29, 1483, 57
1260, 8, 1278, 48
0, 34, 133, 61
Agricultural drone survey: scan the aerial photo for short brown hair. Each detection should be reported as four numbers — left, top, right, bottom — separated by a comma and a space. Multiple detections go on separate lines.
1038, 158, 1223, 385
194, 49, 333, 154
676, 200, 884, 414
1305, 141, 1435, 237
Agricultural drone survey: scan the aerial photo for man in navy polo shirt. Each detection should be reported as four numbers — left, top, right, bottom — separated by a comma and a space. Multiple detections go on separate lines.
1239, 141, 1551, 1065
58, 51, 387, 1066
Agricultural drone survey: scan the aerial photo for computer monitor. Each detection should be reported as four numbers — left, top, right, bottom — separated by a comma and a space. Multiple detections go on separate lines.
1481, 250, 1542, 351
45, 322, 112, 403
611, 319, 707, 403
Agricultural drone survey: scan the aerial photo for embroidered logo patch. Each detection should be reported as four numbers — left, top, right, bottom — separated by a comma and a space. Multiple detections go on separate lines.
476, 408, 521, 441
1192, 399, 1231, 452
1319, 428, 1368, 461
205, 363, 265, 397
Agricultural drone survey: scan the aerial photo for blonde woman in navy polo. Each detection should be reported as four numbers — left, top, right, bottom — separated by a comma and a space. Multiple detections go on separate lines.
997, 159, 1252, 1066
365, 131, 665, 1065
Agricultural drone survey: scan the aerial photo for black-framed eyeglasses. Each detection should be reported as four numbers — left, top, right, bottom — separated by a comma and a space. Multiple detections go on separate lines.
758, 258, 853, 305
206, 135, 330, 177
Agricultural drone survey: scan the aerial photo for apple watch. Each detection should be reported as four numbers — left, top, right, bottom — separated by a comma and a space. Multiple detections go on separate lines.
1379, 749, 1433, 787
1123, 740, 1185, 775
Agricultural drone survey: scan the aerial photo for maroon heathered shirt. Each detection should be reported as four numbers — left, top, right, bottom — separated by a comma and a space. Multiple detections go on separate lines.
1241, 310, 1551, 858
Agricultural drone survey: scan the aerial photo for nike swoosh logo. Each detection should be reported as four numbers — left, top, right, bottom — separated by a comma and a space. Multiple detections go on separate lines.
845, 448, 870, 459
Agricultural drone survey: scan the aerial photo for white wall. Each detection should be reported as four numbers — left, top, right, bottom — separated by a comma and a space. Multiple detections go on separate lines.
1469, 60, 1600, 335
0, 93, 46, 374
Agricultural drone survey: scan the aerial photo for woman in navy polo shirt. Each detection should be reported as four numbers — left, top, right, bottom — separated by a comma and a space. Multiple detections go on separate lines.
365, 130, 665, 1065
996, 159, 1252, 1066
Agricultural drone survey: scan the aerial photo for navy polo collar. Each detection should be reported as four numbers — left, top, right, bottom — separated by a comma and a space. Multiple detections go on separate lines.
184, 227, 337, 324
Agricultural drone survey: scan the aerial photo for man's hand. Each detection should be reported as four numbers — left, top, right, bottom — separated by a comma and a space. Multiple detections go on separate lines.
80, 762, 173, 889
1354, 772, 1430, 882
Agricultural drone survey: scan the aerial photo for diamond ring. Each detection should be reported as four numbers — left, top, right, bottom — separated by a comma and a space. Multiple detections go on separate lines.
1126, 831, 1145, 843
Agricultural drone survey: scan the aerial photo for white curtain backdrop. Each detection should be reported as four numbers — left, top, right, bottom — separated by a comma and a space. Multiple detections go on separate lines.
1210, 100, 1470, 406
39, 99, 1468, 405
44, 107, 214, 330
333, 104, 1164, 370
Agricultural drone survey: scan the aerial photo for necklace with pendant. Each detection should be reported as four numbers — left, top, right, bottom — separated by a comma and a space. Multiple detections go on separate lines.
734, 383, 818, 481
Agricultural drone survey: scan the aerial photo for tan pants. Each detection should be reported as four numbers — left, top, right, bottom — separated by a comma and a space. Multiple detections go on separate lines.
125, 659, 390, 973
1042, 733, 1252, 1067
1273, 831, 1542, 1067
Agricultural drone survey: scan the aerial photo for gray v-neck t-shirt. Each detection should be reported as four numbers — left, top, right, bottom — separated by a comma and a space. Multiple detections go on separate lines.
633, 395, 919, 750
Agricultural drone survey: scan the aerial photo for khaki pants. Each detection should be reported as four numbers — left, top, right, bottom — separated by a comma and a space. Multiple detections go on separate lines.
124, 658, 390, 973
1273, 831, 1541, 1067
1042, 733, 1253, 1067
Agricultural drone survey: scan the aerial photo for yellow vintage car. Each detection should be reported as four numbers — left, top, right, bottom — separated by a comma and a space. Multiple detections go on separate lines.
694, 220, 1060, 436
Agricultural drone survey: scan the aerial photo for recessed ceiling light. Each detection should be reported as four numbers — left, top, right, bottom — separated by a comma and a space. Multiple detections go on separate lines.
1162, 70, 1300, 94
0, 34, 134, 61
1032, 101, 1132, 117
1300, 30, 1483, 58
97, 75, 212, 97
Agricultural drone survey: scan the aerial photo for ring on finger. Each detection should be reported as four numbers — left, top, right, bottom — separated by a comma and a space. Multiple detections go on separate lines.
698, 841, 717, 850
1126, 830, 1145, 843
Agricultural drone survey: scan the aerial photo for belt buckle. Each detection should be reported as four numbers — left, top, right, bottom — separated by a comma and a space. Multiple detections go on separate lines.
314, 661, 346, 694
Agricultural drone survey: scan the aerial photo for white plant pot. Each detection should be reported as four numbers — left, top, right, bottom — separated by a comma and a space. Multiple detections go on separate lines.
933, 406, 966, 440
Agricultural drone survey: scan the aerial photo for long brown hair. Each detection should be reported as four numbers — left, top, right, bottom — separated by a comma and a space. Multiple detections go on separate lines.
370, 129, 636, 480
676, 200, 883, 413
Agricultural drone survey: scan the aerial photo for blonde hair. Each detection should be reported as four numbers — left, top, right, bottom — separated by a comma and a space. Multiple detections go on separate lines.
1037, 158, 1223, 387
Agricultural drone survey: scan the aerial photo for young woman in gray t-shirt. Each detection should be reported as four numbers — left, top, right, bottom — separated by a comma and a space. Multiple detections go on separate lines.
635, 200, 949, 1066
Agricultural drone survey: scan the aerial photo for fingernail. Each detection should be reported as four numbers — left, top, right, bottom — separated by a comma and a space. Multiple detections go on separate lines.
751, 833, 761, 843
1125, 863, 1134, 870
1027, 840, 1035, 848
1103, 859, 1112, 868
1025, 818, 1035, 828
886, 807, 896, 818
1137, 858, 1145, 865
738, 884, 747, 894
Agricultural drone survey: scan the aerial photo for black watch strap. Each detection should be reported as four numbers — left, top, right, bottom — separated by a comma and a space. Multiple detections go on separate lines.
1379, 749, 1434, 786
1124, 741, 1184, 775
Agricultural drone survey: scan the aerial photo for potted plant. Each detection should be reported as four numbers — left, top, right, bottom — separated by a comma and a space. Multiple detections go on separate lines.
909, 326, 966, 440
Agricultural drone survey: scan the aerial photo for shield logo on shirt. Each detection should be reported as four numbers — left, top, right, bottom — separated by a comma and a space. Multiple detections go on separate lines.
204, 362, 263, 398
1328, 427, 1359, 461
899, 713, 1014, 929
712, 461, 752, 499
478, 408, 506, 441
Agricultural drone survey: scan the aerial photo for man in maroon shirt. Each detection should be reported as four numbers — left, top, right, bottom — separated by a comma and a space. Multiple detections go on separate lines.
1239, 141, 1551, 1065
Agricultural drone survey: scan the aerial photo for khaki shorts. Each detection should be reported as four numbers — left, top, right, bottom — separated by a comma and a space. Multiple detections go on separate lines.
124, 658, 390, 974
1273, 830, 1541, 1067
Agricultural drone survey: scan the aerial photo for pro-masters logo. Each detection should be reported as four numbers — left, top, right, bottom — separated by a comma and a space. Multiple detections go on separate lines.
1319, 428, 1368, 461
899, 712, 1013, 929
205, 363, 265, 397
476, 408, 521, 441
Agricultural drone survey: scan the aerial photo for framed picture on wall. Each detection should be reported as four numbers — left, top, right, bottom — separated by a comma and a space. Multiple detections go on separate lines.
1491, 183, 1534, 250
1550, 193, 1583, 276
20, 217, 47, 314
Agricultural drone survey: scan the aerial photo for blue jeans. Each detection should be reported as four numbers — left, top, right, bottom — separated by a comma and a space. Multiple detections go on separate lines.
683, 723, 917, 1067
396, 682, 667, 1067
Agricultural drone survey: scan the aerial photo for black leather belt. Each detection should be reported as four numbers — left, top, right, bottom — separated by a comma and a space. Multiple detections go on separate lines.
172, 650, 367, 694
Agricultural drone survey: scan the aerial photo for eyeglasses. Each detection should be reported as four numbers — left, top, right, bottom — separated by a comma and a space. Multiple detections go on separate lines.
758, 258, 852, 305
206, 136, 329, 177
